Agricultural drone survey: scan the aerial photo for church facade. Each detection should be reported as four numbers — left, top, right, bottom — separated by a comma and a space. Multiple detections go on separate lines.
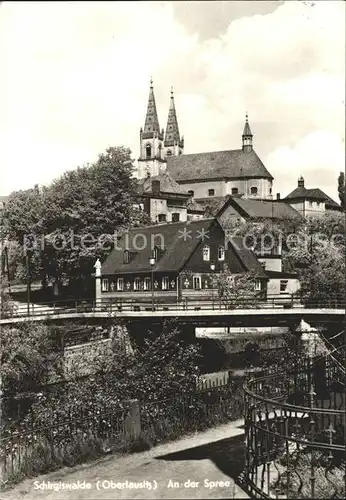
135, 81, 273, 202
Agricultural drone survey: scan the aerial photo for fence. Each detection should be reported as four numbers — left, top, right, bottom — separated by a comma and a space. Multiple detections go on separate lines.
0, 380, 243, 486
2, 294, 345, 320
0, 403, 132, 485
140, 379, 244, 444
243, 356, 346, 499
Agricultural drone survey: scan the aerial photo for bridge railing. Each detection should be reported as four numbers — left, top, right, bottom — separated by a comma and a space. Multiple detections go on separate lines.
2, 294, 345, 319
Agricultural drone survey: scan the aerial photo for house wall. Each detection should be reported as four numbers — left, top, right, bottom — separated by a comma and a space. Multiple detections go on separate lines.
267, 278, 300, 296
287, 200, 326, 217
180, 180, 227, 199
150, 198, 167, 221
304, 200, 325, 216
258, 257, 282, 273
218, 204, 246, 227
179, 178, 273, 200
187, 212, 205, 221
166, 205, 187, 222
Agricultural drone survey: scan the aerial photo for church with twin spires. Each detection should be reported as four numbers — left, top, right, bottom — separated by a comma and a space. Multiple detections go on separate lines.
136, 79, 273, 204
134, 80, 340, 224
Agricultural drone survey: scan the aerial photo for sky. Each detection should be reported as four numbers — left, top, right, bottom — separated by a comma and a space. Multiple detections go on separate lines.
0, 1, 345, 201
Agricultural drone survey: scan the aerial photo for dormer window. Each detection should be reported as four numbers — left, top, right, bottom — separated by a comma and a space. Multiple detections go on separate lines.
218, 246, 225, 261
203, 245, 210, 261
123, 250, 130, 263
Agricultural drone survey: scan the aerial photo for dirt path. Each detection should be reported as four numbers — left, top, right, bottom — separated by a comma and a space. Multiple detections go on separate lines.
1, 420, 248, 500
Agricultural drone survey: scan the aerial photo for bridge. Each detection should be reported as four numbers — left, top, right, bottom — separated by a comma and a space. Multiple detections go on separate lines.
1, 296, 345, 328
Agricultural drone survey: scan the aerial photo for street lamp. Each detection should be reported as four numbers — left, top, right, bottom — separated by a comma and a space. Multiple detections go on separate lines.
149, 256, 155, 311
210, 262, 215, 310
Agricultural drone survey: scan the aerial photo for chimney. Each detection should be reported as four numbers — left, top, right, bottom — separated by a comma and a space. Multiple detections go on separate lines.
152, 180, 160, 194
276, 193, 280, 200
298, 175, 305, 188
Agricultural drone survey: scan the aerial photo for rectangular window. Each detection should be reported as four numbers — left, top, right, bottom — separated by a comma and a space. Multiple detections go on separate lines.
309, 201, 313, 207
280, 280, 288, 293
158, 214, 166, 222
172, 213, 180, 222
144, 277, 151, 290
317, 202, 320, 207
193, 276, 202, 290
203, 245, 210, 261
134, 277, 141, 291
218, 246, 225, 261
101, 279, 109, 292
117, 278, 124, 291
162, 276, 169, 290
208, 189, 215, 196
254, 280, 261, 291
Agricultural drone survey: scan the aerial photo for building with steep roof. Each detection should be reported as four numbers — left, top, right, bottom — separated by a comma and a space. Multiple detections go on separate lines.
282, 176, 342, 216
135, 171, 195, 223
96, 218, 268, 305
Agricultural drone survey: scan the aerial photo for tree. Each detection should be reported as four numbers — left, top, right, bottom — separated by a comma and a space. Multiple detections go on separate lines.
286, 212, 345, 306
2, 146, 151, 295
214, 264, 260, 309
0, 322, 57, 396
18, 320, 202, 427
338, 171, 345, 209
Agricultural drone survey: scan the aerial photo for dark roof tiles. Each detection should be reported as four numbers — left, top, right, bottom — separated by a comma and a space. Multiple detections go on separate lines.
167, 149, 273, 182
283, 186, 340, 206
137, 172, 189, 196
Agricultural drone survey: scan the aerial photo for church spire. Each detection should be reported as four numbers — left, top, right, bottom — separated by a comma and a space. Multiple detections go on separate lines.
164, 86, 184, 155
242, 112, 253, 153
142, 78, 162, 139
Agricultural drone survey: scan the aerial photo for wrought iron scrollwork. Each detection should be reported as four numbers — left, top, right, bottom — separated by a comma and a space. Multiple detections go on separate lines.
243, 357, 345, 499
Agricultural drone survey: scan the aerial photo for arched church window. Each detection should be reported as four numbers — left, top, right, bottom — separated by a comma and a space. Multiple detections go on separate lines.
250, 186, 258, 195
146, 144, 152, 159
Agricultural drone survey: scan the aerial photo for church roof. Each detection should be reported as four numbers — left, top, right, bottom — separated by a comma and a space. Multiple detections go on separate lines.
137, 172, 189, 196
242, 114, 252, 137
142, 79, 162, 139
166, 149, 273, 182
164, 88, 182, 147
